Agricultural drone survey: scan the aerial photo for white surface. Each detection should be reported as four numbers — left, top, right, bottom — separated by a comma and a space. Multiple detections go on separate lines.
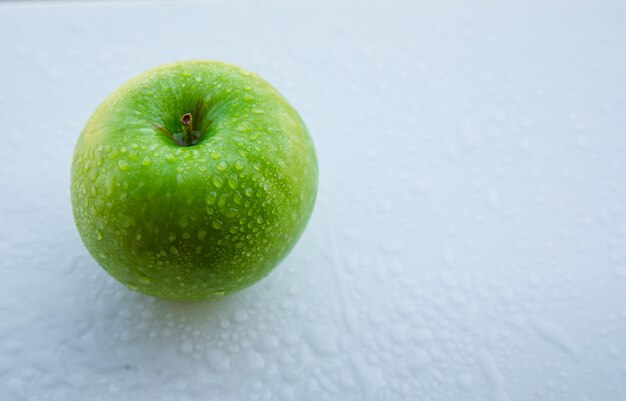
1, 1, 626, 400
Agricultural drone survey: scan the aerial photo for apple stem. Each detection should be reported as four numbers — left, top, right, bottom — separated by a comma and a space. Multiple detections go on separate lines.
180, 113, 193, 146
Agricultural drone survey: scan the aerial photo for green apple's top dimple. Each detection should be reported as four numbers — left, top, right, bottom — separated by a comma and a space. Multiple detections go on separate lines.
71, 61, 318, 301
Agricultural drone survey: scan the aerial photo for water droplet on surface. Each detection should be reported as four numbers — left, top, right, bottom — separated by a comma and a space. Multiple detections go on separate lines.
531, 318, 580, 357
206, 191, 217, 205
118, 159, 130, 171
217, 161, 227, 171
224, 176, 239, 191
212, 176, 224, 188
142, 157, 151, 166
303, 325, 339, 356
210, 151, 221, 160
218, 194, 228, 208
225, 208, 239, 218
137, 273, 151, 284
212, 220, 223, 230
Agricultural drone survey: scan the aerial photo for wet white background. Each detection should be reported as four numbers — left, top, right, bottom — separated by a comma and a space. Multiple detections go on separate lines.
1, 1, 626, 400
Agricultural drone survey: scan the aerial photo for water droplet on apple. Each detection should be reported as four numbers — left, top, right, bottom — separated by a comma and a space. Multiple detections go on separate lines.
141, 157, 151, 166
212, 176, 224, 188
205, 191, 217, 205
169, 233, 177, 242
237, 123, 251, 132
218, 194, 228, 208
210, 151, 221, 160
214, 289, 226, 296
118, 160, 130, 171
197, 230, 207, 239
233, 191, 243, 205
212, 220, 223, 230
235, 160, 245, 170
165, 153, 177, 162
217, 161, 227, 171
251, 108, 265, 114
225, 208, 239, 218
169, 246, 178, 255
245, 188, 253, 197
96, 230, 103, 240
206, 208, 215, 215
228, 177, 238, 190
137, 273, 151, 284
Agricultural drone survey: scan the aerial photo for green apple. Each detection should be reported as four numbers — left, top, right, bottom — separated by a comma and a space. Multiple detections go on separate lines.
71, 61, 318, 301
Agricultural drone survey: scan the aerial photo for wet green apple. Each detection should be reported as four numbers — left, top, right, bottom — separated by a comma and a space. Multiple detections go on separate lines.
71, 61, 318, 301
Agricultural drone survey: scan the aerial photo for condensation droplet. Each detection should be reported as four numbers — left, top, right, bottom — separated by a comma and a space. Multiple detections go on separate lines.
228, 177, 239, 190
218, 194, 228, 208
118, 160, 130, 171
212, 176, 224, 188
206, 191, 217, 205
137, 273, 151, 284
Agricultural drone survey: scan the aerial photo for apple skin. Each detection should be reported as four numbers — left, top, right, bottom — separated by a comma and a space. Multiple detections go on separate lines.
71, 61, 317, 301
